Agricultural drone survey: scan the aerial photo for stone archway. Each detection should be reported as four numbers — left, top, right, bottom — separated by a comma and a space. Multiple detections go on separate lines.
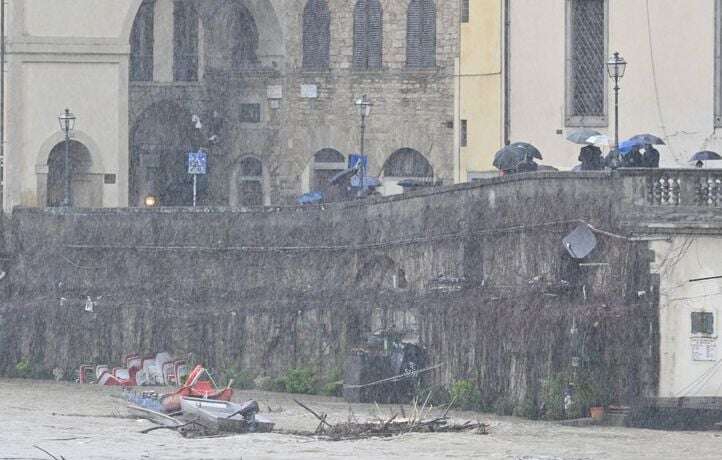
46, 141, 98, 207
130, 101, 204, 207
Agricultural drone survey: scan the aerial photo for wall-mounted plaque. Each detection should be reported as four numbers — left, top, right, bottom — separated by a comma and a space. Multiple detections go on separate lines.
267, 85, 283, 100
691, 338, 717, 361
301, 84, 318, 98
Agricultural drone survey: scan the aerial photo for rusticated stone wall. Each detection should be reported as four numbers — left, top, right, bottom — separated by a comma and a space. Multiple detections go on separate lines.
0, 172, 660, 411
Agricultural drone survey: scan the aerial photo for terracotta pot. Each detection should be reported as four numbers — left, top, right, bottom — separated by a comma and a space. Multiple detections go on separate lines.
589, 406, 605, 420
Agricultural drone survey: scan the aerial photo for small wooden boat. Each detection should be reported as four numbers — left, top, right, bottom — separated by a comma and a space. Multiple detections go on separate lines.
180, 396, 274, 433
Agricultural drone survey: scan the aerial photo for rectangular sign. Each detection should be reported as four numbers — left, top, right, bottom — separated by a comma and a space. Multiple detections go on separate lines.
691, 338, 717, 361
348, 154, 368, 169
188, 151, 208, 175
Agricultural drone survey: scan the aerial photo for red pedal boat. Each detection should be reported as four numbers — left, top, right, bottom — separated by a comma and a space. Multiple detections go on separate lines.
161, 365, 233, 413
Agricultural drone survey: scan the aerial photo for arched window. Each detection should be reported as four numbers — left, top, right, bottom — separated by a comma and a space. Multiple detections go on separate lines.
303, 0, 331, 70
382, 148, 433, 179
173, 0, 200, 81
130, 0, 155, 81
229, 4, 259, 68
353, 0, 383, 70
312, 148, 345, 192
406, 0, 436, 68
238, 157, 264, 207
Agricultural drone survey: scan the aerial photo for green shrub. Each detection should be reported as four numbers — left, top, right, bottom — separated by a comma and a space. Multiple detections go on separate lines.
450, 379, 481, 411
254, 375, 276, 392
513, 397, 539, 419
321, 381, 342, 397
224, 368, 255, 390
283, 368, 316, 394
15, 358, 32, 379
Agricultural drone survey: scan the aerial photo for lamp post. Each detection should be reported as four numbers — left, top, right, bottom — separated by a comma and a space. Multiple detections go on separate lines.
354, 95, 373, 195
606, 52, 627, 150
57, 109, 77, 207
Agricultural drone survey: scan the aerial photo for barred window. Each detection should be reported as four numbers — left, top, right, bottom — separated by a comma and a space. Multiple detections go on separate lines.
407, 0, 436, 69
691, 312, 714, 335
383, 148, 433, 178
130, 0, 155, 82
461, 0, 470, 23
566, 0, 607, 126
173, 1, 199, 82
353, 0, 383, 70
303, 0, 331, 70
238, 157, 264, 207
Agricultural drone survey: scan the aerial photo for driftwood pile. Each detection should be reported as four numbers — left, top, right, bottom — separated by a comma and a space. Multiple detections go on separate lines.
292, 395, 490, 441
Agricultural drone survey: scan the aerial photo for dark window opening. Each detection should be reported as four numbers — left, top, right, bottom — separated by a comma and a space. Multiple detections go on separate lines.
238, 157, 264, 207
461, 119, 468, 147
691, 312, 714, 335
130, 0, 155, 82
239, 104, 261, 123
303, 0, 331, 70
569, 0, 606, 118
353, 0, 383, 70
407, 0, 436, 68
173, 0, 199, 81
383, 148, 433, 178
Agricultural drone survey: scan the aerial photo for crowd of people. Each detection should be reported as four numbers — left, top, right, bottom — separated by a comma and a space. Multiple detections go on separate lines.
579, 144, 660, 171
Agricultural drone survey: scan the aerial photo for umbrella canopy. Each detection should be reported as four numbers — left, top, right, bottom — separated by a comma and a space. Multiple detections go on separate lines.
618, 139, 641, 155
586, 134, 610, 146
627, 134, 666, 145
509, 142, 542, 160
493, 146, 526, 171
566, 129, 602, 145
297, 191, 324, 205
689, 151, 722, 162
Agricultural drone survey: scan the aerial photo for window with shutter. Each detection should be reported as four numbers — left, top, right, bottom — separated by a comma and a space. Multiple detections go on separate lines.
406, 0, 436, 69
691, 312, 715, 335
566, 0, 607, 126
173, 1, 199, 82
353, 0, 383, 70
130, 0, 155, 82
303, 0, 331, 70
461, 0, 470, 23
238, 157, 264, 207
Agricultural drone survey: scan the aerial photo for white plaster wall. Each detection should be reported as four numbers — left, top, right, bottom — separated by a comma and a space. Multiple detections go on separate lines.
22, 0, 136, 38
652, 237, 722, 397
509, 0, 719, 169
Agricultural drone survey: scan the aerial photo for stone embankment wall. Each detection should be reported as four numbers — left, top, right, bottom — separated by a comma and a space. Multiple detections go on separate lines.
0, 172, 659, 411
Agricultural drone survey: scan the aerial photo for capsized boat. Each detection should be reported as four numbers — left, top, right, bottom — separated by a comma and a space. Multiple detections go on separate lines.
180, 396, 274, 433
160, 365, 233, 413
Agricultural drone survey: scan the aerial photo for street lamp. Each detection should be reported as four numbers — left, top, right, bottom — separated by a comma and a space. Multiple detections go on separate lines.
606, 52, 627, 150
57, 108, 77, 207
354, 95, 373, 195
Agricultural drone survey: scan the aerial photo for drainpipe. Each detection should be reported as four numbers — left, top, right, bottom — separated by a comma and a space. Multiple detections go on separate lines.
1, 0, 5, 210
503, 0, 511, 145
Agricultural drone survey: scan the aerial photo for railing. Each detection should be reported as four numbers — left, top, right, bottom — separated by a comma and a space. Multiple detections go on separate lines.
644, 170, 722, 207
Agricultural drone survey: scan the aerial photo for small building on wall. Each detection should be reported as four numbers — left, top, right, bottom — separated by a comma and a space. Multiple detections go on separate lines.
2, 0, 459, 211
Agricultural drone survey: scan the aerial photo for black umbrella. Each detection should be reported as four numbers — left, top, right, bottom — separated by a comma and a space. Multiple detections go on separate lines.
628, 134, 666, 145
689, 151, 722, 162
493, 146, 526, 171
566, 129, 601, 145
510, 142, 542, 160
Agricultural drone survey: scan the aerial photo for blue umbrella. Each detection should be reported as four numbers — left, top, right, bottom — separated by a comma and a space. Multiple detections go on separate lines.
618, 139, 642, 156
628, 134, 666, 146
297, 191, 324, 205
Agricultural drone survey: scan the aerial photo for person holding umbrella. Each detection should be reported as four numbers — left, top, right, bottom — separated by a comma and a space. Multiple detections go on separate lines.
567, 129, 604, 171
642, 144, 660, 168
690, 151, 721, 168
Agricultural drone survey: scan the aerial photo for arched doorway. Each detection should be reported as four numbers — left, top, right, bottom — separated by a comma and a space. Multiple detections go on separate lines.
46, 141, 97, 207
130, 102, 204, 207
381, 148, 434, 195
312, 148, 346, 192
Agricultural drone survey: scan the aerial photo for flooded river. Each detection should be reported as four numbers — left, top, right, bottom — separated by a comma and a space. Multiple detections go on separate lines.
1, 379, 720, 459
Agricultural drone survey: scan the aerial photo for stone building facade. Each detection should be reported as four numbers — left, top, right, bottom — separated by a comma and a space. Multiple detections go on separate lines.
2, 0, 459, 210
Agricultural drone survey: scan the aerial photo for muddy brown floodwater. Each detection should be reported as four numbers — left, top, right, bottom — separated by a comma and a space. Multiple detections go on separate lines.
1, 379, 720, 460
